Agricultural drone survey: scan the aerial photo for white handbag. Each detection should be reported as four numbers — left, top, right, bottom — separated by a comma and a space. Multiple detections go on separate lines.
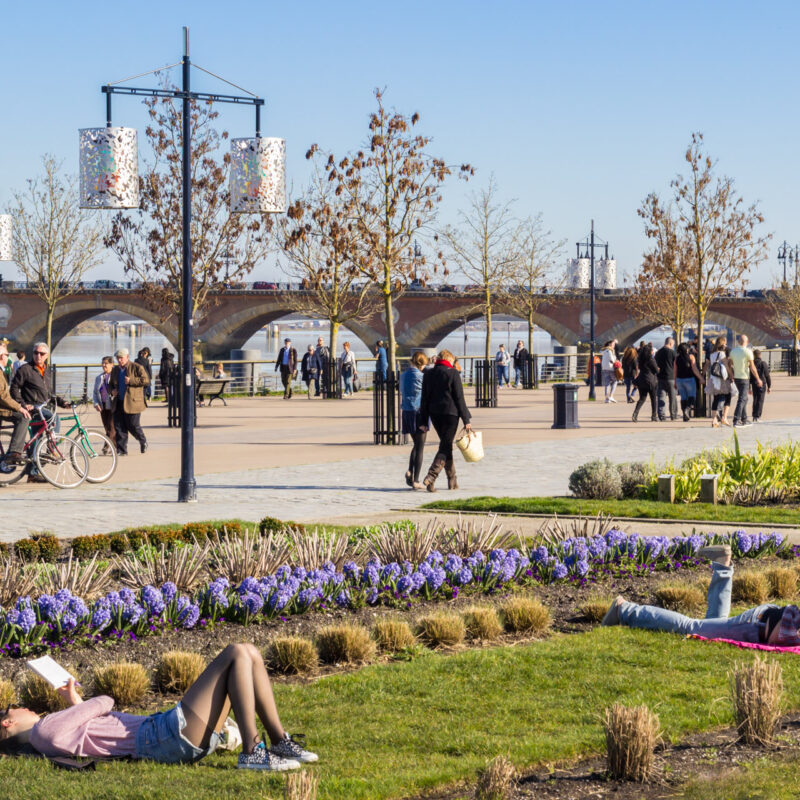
455, 429, 484, 463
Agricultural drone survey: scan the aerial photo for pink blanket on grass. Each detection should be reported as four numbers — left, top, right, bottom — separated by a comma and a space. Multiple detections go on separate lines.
689, 634, 800, 654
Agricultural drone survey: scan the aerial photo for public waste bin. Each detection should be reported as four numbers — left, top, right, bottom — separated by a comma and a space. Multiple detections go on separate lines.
552, 383, 580, 429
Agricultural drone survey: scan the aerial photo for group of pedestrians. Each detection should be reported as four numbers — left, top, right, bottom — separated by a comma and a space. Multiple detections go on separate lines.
494, 341, 530, 388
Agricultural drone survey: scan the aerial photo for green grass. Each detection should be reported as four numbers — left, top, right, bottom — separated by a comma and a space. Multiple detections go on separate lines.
423, 495, 800, 525
5, 628, 800, 799
676, 755, 800, 799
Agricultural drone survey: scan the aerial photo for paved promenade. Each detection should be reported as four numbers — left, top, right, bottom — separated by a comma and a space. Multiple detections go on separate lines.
2, 378, 798, 541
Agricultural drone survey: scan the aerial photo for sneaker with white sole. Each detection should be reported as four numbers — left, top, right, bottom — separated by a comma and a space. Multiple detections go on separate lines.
270, 733, 319, 763
237, 741, 300, 771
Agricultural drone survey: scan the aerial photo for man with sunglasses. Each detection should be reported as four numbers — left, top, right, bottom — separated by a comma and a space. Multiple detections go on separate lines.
0, 345, 31, 462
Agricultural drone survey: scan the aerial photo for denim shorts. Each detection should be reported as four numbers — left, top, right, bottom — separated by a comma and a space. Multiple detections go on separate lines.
136, 703, 219, 764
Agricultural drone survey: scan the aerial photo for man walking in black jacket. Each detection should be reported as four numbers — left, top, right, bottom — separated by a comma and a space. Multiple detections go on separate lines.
512, 340, 529, 388
274, 338, 298, 399
654, 337, 677, 421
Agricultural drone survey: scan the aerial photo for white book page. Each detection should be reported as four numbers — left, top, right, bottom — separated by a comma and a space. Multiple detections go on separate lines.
26, 655, 75, 689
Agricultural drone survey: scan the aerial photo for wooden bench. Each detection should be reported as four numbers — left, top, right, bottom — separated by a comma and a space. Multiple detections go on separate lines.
196, 378, 230, 406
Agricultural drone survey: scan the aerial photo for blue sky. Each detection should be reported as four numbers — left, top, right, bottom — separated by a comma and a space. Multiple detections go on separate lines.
2, 0, 798, 285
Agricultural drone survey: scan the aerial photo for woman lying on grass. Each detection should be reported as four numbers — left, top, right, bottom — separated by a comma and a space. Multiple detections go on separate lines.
0, 643, 317, 772
602, 545, 800, 646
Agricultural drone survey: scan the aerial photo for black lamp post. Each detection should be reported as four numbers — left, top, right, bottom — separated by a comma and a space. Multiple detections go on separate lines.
413, 240, 421, 283
777, 241, 800, 286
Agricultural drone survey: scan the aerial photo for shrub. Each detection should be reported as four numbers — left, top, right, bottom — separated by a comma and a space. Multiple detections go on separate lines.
72, 533, 110, 559
766, 567, 797, 600
730, 656, 783, 746
568, 459, 622, 500
732, 571, 769, 605
20, 674, 82, 713
30, 532, 60, 562
182, 522, 215, 541
0, 678, 16, 710
155, 651, 207, 693
125, 529, 146, 551
285, 771, 318, 800
500, 597, 551, 635
93, 662, 150, 707
149, 528, 182, 549
603, 703, 661, 781
654, 583, 705, 614
579, 596, 614, 624
14, 538, 40, 562
110, 533, 130, 554
267, 636, 318, 675
316, 625, 376, 664
372, 619, 416, 653
0, 542, 7, 556
474, 755, 517, 800
618, 462, 651, 499
416, 613, 466, 648
259, 516, 287, 535
461, 606, 503, 641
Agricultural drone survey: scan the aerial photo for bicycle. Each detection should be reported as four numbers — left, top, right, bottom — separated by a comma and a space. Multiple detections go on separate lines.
61, 404, 117, 484
0, 404, 88, 489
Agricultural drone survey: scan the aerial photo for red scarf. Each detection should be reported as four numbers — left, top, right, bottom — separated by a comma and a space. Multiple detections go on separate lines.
435, 358, 453, 368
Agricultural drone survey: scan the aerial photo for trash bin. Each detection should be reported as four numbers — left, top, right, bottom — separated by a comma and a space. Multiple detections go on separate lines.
552, 383, 580, 429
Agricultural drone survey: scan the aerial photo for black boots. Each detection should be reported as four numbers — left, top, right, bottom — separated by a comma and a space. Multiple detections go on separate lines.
423, 456, 446, 492
445, 459, 458, 490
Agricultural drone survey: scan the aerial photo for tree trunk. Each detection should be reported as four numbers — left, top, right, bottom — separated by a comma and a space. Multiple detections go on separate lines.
484, 290, 492, 361
383, 288, 396, 374
45, 305, 55, 353
329, 319, 340, 367
696, 307, 705, 359
527, 309, 534, 355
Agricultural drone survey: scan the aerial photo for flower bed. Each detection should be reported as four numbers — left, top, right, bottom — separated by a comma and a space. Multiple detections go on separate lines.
0, 529, 787, 657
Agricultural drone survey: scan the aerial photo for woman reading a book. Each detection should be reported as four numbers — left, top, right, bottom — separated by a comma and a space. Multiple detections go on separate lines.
0, 643, 316, 772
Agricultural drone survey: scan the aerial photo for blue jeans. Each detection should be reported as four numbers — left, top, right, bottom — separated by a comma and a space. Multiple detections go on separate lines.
136, 703, 219, 764
514, 367, 523, 386
733, 378, 749, 424
342, 369, 353, 395
619, 563, 771, 643
676, 377, 696, 403
496, 365, 509, 385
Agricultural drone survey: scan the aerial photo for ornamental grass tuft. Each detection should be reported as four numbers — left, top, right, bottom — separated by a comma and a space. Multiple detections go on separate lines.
372, 619, 416, 653
580, 595, 615, 624
500, 597, 551, 635
474, 754, 517, 800
415, 613, 466, 648
316, 624, 376, 665
284, 770, 318, 800
93, 662, 150, 707
19, 674, 82, 713
461, 606, 503, 641
155, 651, 207, 693
266, 636, 318, 675
765, 567, 797, 600
0, 678, 15, 710
730, 656, 783, 746
653, 582, 705, 615
603, 702, 661, 782
732, 571, 769, 605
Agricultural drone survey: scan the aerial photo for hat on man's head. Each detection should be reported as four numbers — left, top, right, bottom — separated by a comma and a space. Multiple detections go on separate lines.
774, 605, 800, 646
115, 348, 130, 358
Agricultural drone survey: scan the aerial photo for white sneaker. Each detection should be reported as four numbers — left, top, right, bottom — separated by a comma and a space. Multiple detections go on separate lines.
608, 397, 617, 403
237, 742, 300, 771
270, 733, 319, 763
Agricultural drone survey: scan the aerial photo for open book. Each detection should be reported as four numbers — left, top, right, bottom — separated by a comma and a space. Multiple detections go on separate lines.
26, 655, 75, 689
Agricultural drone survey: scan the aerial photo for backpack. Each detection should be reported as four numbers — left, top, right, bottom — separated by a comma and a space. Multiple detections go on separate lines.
710, 358, 727, 381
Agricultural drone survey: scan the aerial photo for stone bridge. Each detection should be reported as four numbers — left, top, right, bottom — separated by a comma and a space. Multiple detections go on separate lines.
0, 288, 786, 359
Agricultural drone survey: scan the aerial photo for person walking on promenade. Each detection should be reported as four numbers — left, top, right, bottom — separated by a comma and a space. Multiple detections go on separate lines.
729, 334, 762, 427
340, 341, 357, 397
300, 345, 315, 399
275, 338, 298, 400
109, 348, 149, 456
312, 337, 330, 397
400, 351, 429, 489
418, 349, 472, 492
601, 339, 618, 403
136, 347, 153, 401
654, 336, 677, 421
707, 340, 734, 428
92, 356, 116, 448
631, 343, 658, 422
11, 351, 26, 375
675, 342, 703, 422
159, 348, 175, 405
375, 341, 388, 382
512, 340, 528, 388
0, 344, 31, 462
751, 349, 771, 422
495, 343, 510, 387
621, 346, 638, 403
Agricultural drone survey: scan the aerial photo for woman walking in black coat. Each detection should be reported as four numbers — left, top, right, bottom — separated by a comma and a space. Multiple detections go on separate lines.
632, 343, 658, 422
418, 349, 472, 492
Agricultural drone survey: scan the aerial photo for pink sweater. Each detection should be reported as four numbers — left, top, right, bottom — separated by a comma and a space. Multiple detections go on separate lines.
30, 695, 145, 758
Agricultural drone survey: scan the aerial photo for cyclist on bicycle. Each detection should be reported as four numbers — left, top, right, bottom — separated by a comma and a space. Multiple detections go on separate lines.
0, 345, 31, 449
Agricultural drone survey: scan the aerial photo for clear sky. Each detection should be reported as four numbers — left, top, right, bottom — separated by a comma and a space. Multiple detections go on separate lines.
2, 0, 798, 286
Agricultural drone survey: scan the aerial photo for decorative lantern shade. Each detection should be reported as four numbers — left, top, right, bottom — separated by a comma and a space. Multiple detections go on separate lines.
79, 127, 139, 209
0, 215, 11, 261
230, 137, 285, 214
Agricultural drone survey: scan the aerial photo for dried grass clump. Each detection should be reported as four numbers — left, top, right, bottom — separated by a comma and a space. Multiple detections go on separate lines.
0, 678, 16, 710
462, 606, 503, 641
653, 583, 705, 614
368, 520, 441, 564
118, 540, 211, 592
500, 597, 551, 635
19, 674, 82, 713
579, 595, 615, 624
93, 662, 150, 707
33, 551, 115, 601
316, 625, 376, 665
416, 613, 466, 648
474, 754, 517, 800
443, 514, 515, 557
287, 527, 349, 569
730, 656, 783, 746
285, 770, 318, 800
208, 530, 290, 585
372, 619, 416, 653
0, 556, 37, 606
536, 512, 620, 547
155, 651, 207, 693
732, 571, 769, 605
603, 703, 661, 782
267, 636, 319, 675
766, 567, 797, 601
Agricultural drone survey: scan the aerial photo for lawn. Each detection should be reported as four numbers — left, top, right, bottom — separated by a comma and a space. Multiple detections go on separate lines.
423, 496, 800, 526
5, 628, 800, 800
676, 755, 800, 799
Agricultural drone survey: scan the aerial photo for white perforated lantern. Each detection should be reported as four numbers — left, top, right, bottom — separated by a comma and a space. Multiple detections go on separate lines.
230, 137, 285, 214
79, 127, 139, 209
0, 216, 11, 261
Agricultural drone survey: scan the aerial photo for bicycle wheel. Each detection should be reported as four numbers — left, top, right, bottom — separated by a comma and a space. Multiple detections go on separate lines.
76, 430, 117, 484
0, 429, 26, 486
34, 434, 88, 489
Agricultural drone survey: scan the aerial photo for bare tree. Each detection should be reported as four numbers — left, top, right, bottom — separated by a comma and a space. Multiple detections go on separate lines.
441, 177, 519, 360
105, 89, 272, 338
638, 133, 770, 348
767, 280, 800, 367
501, 214, 565, 354
277, 161, 381, 359
8, 156, 106, 351
317, 89, 472, 372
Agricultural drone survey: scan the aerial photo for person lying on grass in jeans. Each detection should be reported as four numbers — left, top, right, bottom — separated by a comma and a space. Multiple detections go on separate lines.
0, 643, 317, 772
602, 545, 800, 646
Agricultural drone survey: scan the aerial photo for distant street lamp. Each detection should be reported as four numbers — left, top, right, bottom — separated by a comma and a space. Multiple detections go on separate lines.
413, 240, 422, 283
777, 241, 800, 285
